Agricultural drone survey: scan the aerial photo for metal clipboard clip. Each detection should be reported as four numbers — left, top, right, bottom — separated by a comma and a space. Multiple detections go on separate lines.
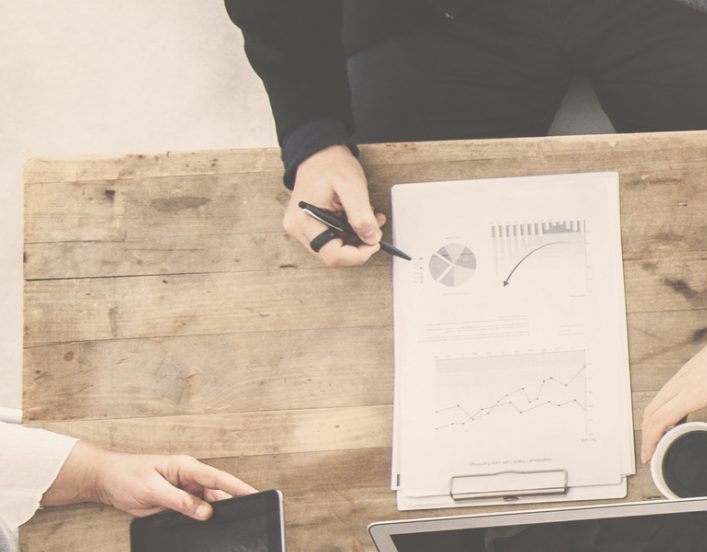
450, 469, 568, 502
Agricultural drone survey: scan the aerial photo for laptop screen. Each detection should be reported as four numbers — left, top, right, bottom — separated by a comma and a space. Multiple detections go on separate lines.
389, 509, 707, 552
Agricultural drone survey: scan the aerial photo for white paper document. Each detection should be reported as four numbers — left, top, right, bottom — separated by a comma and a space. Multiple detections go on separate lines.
391, 172, 634, 511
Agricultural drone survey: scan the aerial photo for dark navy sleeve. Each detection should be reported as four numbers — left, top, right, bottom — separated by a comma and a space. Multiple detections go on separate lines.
225, 0, 357, 186
280, 119, 359, 189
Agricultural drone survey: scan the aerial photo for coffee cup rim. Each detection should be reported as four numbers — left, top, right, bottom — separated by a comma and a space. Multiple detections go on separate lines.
650, 421, 707, 499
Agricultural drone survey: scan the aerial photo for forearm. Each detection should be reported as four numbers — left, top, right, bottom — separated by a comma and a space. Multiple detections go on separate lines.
280, 120, 358, 189
225, 0, 354, 144
0, 423, 78, 528
44, 442, 257, 520
40, 441, 104, 508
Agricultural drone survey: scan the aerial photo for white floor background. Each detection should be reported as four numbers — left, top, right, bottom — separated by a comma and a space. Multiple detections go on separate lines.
0, 0, 276, 413
0, 1, 612, 415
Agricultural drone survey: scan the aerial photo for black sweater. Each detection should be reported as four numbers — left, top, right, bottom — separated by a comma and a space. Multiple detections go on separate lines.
225, 0, 706, 187
225, 0, 456, 187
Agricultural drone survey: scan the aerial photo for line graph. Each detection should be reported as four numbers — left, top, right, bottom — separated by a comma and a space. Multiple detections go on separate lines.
435, 365, 585, 429
434, 350, 591, 434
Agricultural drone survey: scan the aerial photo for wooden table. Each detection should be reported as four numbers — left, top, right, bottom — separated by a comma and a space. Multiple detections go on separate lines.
22, 132, 707, 551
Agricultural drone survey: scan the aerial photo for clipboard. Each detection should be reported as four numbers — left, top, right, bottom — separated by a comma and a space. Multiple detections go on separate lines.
396, 477, 627, 511
389, 173, 635, 512
450, 469, 568, 501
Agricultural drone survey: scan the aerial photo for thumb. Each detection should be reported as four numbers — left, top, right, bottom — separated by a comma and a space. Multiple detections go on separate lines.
152, 478, 213, 521
333, 179, 381, 245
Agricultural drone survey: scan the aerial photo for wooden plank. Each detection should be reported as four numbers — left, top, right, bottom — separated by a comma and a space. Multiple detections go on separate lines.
624, 253, 707, 312
23, 253, 707, 347
22, 309, 707, 423
360, 132, 707, 174
24, 172, 287, 244
24, 233, 327, 280
628, 310, 707, 392
23, 170, 707, 278
25, 167, 704, 242
23, 267, 392, 346
26, 405, 392, 458
19, 505, 132, 552
23, 327, 393, 422
23, 231, 390, 281
24, 156, 707, 280
24, 148, 283, 184
24, 132, 707, 184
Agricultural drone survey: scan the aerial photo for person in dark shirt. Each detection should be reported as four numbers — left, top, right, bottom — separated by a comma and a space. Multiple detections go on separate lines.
227, 0, 707, 266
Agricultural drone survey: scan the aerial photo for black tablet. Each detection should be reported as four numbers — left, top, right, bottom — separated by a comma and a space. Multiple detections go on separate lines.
130, 490, 285, 552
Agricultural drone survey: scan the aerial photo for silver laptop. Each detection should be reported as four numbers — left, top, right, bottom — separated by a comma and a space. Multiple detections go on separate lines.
369, 498, 707, 552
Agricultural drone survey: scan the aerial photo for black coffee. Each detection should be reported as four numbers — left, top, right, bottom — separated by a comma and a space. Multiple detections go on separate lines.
662, 430, 707, 498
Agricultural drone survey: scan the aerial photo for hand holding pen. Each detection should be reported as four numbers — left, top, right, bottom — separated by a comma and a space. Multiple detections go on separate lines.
299, 202, 411, 260
282, 145, 389, 267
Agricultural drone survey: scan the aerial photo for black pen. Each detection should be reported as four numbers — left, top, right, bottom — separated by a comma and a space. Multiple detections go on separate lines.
298, 201, 412, 261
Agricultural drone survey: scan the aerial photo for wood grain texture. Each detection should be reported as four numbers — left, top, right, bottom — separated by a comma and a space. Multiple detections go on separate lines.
17, 445, 669, 552
21, 132, 707, 552
23, 267, 392, 346
22, 255, 707, 347
26, 405, 392, 458
22, 308, 707, 424
24, 327, 394, 422
24, 134, 707, 280
23, 132, 707, 185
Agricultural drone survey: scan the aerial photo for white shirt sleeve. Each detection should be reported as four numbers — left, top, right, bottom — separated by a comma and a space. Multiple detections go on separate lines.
0, 422, 78, 529
0, 515, 16, 552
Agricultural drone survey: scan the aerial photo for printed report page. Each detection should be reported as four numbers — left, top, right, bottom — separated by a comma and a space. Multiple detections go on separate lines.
391, 173, 632, 505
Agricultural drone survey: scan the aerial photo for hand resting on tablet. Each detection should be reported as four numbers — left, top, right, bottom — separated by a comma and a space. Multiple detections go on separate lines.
41, 440, 257, 521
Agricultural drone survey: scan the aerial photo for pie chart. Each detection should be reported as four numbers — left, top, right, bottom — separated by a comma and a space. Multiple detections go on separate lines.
429, 244, 477, 286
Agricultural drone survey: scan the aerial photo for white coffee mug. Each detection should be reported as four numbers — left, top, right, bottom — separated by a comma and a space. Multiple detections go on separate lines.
650, 421, 707, 499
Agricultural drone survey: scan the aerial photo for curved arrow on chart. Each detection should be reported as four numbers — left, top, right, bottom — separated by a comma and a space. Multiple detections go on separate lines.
503, 241, 565, 287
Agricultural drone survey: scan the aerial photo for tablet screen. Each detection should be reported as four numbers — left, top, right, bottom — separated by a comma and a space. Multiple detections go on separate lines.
389, 509, 707, 552
130, 490, 284, 552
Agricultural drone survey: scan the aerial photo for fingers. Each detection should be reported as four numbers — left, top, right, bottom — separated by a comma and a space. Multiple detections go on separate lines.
641, 393, 683, 463
641, 345, 707, 463
285, 144, 386, 266
149, 475, 214, 521
285, 201, 383, 267
145, 456, 257, 520
317, 239, 380, 268
332, 179, 382, 245
304, 220, 381, 267
173, 456, 258, 498
204, 489, 232, 502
